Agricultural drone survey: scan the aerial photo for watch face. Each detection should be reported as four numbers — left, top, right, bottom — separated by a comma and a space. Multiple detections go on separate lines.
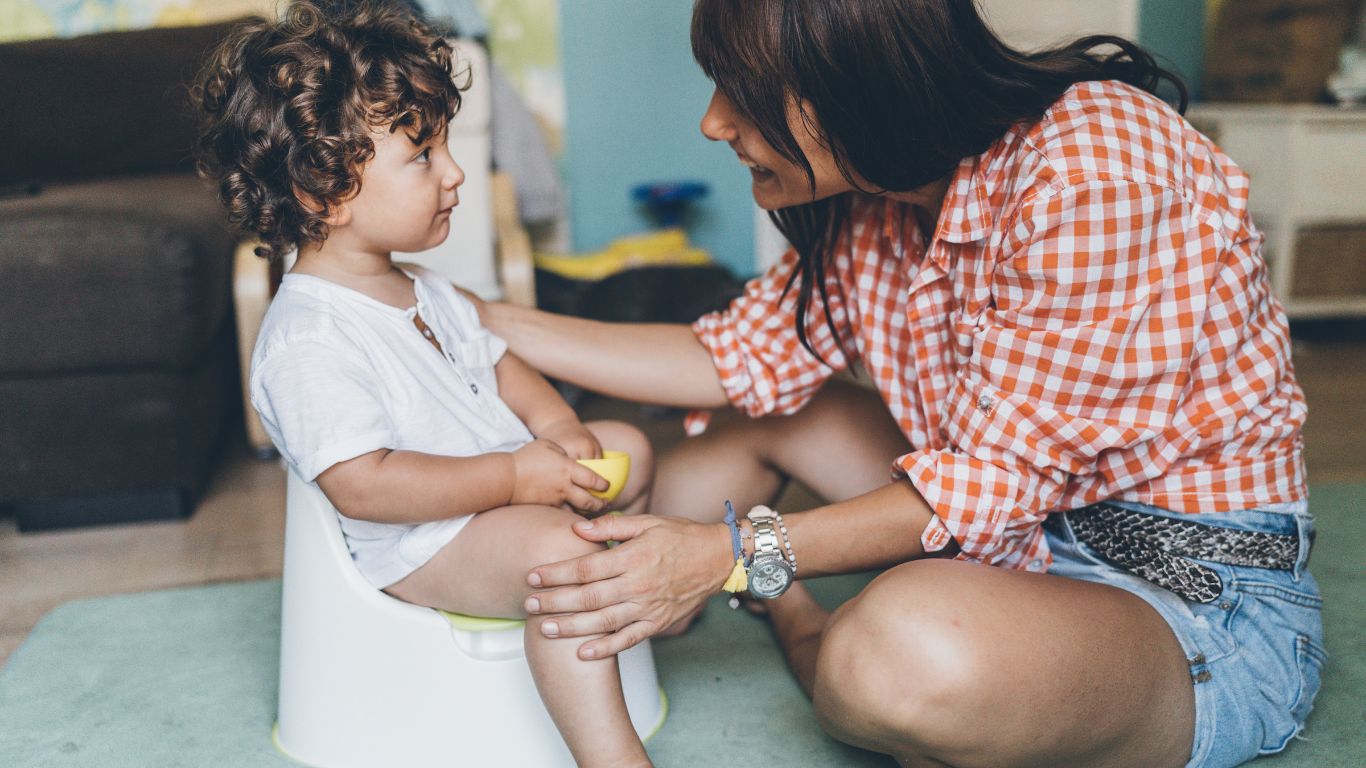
749, 557, 794, 599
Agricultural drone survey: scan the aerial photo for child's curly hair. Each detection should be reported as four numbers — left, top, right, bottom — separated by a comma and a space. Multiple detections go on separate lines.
193, 0, 463, 261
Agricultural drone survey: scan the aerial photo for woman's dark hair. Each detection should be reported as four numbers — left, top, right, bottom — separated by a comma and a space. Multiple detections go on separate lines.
691, 0, 1188, 361
193, 0, 463, 260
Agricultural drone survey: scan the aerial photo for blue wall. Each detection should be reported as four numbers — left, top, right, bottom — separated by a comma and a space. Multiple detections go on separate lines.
559, 1, 756, 276
1139, 0, 1206, 100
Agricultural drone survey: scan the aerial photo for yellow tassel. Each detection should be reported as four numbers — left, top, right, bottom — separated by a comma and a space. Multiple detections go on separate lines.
721, 557, 748, 593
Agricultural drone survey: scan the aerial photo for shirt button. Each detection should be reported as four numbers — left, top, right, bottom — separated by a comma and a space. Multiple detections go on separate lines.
469, 383, 479, 395
977, 395, 994, 415
1029, 559, 1044, 571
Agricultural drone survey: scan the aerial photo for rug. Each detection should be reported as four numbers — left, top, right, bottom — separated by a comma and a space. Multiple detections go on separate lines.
1, 483, 1362, 767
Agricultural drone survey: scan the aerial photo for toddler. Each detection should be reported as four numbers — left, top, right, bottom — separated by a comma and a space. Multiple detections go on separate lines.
194, 3, 655, 765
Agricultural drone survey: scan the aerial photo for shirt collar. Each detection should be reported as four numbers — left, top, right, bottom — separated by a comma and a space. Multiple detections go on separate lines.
934, 154, 993, 245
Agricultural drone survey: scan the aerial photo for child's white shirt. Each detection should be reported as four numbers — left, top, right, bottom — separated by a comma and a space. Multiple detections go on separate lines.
250, 265, 534, 588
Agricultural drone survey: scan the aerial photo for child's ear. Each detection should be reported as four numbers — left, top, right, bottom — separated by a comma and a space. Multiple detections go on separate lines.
322, 203, 351, 227
295, 187, 351, 227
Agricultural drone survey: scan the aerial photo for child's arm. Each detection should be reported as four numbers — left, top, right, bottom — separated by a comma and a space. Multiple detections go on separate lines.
315, 439, 610, 525
494, 351, 603, 459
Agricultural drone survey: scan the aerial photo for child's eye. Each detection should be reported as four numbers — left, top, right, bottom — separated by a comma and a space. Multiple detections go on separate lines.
416, 147, 431, 163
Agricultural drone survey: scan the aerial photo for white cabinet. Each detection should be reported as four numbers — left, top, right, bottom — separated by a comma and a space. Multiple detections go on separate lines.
1187, 104, 1366, 317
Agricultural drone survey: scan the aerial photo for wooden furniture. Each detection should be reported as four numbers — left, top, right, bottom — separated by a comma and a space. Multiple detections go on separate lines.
1187, 104, 1366, 317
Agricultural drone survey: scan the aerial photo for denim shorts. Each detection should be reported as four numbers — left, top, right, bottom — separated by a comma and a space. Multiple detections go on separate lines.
1043, 501, 1325, 768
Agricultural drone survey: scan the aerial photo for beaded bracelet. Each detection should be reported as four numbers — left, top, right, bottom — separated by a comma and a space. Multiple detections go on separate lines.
773, 508, 797, 575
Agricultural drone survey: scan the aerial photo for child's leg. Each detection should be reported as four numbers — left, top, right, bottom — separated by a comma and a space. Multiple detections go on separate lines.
582, 420, 653, 517
581, 418, 699, 636
386, 505, 651, 768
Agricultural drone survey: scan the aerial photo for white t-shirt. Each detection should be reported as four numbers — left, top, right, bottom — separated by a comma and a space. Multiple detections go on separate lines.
250, 265, 534, 588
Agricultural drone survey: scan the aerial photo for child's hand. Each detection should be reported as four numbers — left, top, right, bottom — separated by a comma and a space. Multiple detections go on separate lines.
536, 418, 603, 460
510, 439, 610, 513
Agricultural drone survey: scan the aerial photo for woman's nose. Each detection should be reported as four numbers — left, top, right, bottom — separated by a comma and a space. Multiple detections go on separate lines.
700, 90, 738, 143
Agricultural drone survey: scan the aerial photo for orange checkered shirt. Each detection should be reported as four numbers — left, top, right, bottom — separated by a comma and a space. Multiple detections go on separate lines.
691, 81, 1307, 571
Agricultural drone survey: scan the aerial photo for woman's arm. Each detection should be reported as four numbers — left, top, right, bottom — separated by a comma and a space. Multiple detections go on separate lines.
484, 302, 729, 409
520, 479, 950, 659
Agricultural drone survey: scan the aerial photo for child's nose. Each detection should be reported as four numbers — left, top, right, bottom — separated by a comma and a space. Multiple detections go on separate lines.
443, 155, 465, 189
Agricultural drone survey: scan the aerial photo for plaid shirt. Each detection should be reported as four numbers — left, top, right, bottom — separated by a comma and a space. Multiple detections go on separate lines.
691, 81, 1307, 570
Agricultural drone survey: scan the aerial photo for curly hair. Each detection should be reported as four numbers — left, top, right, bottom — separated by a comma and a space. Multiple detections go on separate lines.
193, 0, 463, 261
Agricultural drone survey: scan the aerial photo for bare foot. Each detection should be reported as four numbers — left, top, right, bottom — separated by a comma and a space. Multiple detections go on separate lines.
747, 583, 830, 697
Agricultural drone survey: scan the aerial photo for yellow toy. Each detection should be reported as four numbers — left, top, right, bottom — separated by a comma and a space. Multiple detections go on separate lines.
576, 450, 631, 501
534, 228, 710, 282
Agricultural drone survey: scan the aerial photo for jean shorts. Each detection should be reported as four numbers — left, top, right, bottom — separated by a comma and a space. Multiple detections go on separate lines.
1043, 501, 1325, 768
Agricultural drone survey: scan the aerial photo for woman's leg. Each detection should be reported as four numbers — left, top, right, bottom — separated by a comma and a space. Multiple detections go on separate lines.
652, 378, 911, 523
650, 380, 1196, 766
386, 505, 650, 768
811, 562, 1195, 768
649, 379, 909, 636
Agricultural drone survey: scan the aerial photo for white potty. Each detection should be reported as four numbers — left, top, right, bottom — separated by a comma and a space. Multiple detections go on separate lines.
275, 468, 667, 767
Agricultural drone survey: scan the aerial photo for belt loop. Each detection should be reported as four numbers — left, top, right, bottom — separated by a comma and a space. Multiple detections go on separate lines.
1055, 509, 1079, 544
1293, 512, 1314, 581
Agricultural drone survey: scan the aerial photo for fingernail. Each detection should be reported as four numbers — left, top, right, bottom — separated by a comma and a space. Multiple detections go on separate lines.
543, 620, 559, 637
581, 647, 596, 659
574, 521, 593, 530
528, 572, 542, 587
524, 597, 540, 613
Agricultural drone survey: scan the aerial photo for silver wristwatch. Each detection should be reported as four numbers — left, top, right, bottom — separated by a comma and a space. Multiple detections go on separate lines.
746, 505, 795, 599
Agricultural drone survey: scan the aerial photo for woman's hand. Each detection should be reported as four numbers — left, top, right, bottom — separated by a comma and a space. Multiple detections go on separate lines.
509, 439, 609, 513
536, 416, 602, 460
523, 514, 735, 659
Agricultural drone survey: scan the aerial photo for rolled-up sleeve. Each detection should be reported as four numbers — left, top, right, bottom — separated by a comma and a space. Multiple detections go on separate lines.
692, 246, 854, 418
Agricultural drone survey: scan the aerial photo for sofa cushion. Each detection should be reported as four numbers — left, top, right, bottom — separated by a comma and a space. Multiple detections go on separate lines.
0, 319, 236, 508
0, 20, 246, 187
0, 174, 236, 374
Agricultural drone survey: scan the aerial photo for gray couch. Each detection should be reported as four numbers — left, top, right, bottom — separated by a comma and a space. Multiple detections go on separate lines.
0, 22, 244, 531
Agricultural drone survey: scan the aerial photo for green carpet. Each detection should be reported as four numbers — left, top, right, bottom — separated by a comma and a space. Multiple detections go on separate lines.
1, 484, 1362, 767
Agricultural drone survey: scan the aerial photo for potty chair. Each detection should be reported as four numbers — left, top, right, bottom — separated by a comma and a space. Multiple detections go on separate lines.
275, 468, 668, 767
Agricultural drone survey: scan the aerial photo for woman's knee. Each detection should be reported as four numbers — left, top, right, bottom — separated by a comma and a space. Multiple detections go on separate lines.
812, 562, 985, 752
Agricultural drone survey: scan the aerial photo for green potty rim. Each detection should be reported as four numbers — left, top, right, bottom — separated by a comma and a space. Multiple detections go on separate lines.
439, 610, 526, 633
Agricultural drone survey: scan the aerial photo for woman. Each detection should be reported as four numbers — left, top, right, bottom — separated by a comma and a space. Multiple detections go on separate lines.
482, 1, 1323, 766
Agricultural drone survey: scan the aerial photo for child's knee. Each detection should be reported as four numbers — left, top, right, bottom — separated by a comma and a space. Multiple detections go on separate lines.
589, 421, 655, 475
523, 507, 604, 566
621, 424, 655, 478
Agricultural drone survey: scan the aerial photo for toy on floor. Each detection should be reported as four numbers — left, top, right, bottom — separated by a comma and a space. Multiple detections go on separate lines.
533, 181, 713, 282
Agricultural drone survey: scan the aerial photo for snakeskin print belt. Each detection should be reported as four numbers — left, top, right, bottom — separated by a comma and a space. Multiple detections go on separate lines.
1064, 503, 1306, 604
